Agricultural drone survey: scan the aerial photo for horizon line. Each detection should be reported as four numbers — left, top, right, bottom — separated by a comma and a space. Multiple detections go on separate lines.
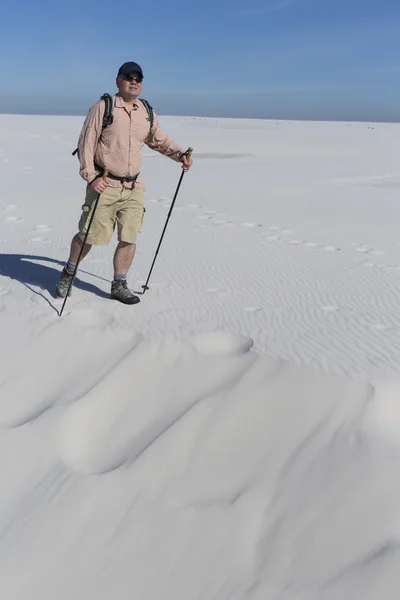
0, 110, 399, 126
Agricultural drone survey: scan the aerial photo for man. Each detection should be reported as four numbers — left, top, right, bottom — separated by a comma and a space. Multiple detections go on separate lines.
56, 61, 193, 305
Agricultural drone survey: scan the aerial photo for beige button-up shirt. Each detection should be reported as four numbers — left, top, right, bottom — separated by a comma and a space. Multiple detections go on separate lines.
77, 94, 185, 188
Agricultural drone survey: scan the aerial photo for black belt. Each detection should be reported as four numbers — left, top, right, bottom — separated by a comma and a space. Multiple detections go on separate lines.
93, 164, 139, 184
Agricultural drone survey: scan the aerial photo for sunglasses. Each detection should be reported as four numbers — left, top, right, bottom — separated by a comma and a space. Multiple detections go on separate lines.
122, 74, 143, 84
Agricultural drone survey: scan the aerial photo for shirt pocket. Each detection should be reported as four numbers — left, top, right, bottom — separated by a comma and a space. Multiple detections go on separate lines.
133, 121, 150, 143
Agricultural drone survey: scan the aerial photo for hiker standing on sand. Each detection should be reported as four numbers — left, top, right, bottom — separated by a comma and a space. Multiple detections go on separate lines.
56, 61, 193, 305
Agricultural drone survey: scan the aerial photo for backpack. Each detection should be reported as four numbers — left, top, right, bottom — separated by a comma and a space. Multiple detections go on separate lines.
72, 93, 154, 156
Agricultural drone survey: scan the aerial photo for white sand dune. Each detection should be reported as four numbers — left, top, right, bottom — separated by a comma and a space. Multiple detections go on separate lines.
1, 113, 400, 598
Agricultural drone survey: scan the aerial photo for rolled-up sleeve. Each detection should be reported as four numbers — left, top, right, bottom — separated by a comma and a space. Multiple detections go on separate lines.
77, 101, 104, 184
145, 112, 185, 162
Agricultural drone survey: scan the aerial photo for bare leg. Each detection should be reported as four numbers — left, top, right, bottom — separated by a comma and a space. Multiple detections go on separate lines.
68, 233, 92, 265
113, 241, 136, 277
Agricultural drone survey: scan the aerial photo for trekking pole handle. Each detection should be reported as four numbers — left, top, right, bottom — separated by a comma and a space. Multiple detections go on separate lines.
185, 147, 193, 161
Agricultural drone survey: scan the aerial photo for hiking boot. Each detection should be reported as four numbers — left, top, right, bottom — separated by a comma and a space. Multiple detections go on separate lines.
56, 267, 74, 298
111, 279, 140, 305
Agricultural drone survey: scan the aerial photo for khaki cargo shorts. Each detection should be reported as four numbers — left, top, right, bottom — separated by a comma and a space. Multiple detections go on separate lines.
78, 184, 145, 245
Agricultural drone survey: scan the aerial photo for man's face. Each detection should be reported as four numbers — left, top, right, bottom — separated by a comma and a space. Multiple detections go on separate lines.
117, 71, 143, 98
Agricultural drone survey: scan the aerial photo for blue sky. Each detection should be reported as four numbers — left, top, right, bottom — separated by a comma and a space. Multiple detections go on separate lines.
1, 0, 400, 121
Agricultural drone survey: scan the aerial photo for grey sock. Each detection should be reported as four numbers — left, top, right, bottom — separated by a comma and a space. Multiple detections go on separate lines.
66, 261, 76, 275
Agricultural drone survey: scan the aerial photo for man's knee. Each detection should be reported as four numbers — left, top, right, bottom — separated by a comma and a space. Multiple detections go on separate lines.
117, 240, 136, 250
76, 232, 93, 248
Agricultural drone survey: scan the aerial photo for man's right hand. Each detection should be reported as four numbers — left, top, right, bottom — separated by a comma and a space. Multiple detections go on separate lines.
90, 178, 108, 194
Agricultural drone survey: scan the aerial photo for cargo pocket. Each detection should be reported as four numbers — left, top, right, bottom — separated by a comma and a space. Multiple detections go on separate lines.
78, 199, 96, 234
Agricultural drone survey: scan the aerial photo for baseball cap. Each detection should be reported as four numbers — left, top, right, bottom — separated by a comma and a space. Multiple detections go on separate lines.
118, 62, 143, 78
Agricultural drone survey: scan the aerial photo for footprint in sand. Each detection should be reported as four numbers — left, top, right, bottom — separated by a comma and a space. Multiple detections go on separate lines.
243, 306, 262, 312
6, 215, 24, 223
197, 215, 211, 221
34, 224, 51, 232
362, 261, 391, 270
323, 246, 340, 252
240, 222, 262, 228
369, 323, 392, 331
5, 204, 19, 211
206, 287, 232, 298
321, 305, 340, 312
268, 226, 281, 231
304, 242, 320, 248
288, 239, 303, 245
216, 290, 232, 298
31, 236, 50, 244
262, 234, 279, 240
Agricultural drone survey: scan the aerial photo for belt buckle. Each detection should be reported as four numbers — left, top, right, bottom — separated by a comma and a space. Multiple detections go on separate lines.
121, 174, 137, 184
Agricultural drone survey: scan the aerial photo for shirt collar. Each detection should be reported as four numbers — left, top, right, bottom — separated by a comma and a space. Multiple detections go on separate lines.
115, 93, 139, 109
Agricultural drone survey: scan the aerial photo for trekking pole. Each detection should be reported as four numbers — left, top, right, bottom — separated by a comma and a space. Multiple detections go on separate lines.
58, 170, 108, 317
142, 148, 193, 294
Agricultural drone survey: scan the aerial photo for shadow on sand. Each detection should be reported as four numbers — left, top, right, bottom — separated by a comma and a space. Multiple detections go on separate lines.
0, 253, 109, 313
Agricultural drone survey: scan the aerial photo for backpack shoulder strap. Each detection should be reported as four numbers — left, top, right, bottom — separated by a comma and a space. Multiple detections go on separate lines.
139, 98, 154, 134
72, 94, 113, 156
100, 93, 114, 130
